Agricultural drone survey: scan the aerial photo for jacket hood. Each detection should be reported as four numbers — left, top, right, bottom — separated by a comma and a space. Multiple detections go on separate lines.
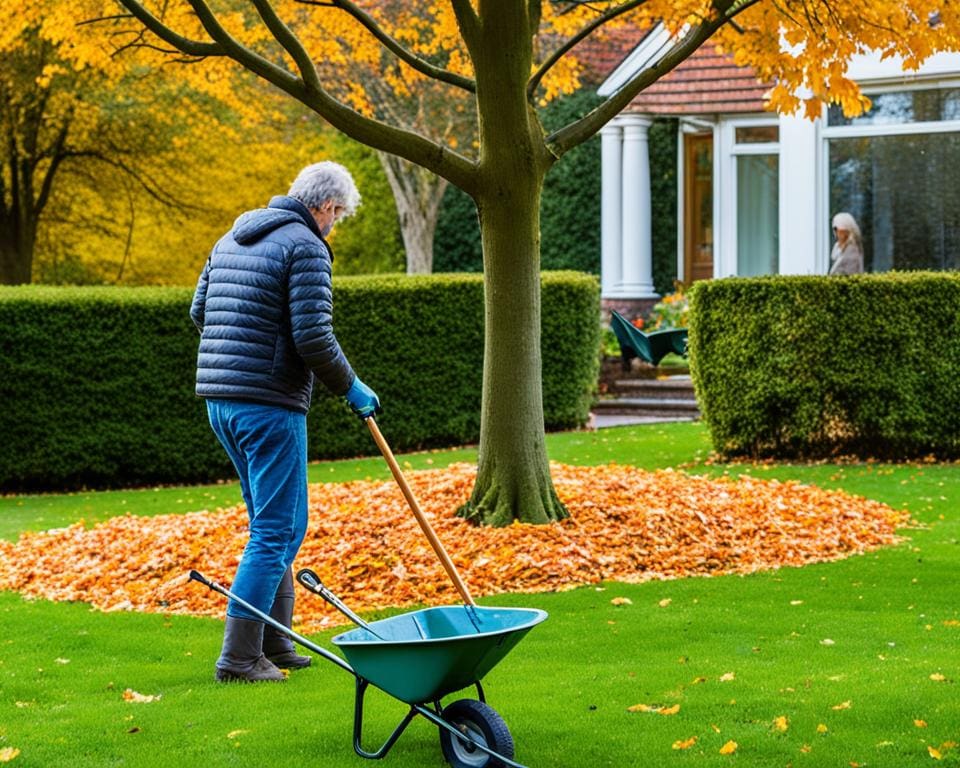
231, 196, 320, 245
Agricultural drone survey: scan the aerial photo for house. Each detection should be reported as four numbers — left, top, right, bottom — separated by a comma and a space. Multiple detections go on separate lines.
597, 28, 960, 312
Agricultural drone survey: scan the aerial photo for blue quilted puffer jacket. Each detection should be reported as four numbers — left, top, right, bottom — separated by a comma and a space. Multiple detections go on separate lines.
189, 195, 355, 413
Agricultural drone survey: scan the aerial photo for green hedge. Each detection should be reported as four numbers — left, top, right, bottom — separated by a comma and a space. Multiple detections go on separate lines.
689, 273, 960, 460
0, 272, 598, 491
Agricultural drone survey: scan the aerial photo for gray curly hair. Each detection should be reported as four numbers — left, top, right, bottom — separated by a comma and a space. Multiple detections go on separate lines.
288, 161, 361, 218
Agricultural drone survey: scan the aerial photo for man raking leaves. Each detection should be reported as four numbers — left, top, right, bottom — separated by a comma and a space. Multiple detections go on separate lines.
189, 161, 381, 683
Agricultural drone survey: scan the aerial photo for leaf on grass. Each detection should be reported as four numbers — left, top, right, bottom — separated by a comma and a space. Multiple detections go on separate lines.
832, 701, 852, 710
719, 741, 738, 755
817, 724, 829, 734
719, 672, 736, 682
672, 737, 697, 750
658, 598, 672, 607
610, 597, 633, 606
943, 620, 960, 628
227, 730, 248, 739
0, 749, 20, 763
122, 688, 161, 703
54, 658, 70, 665
0, 463, 912, 633
928, 746, 943, 760
659, 704, 681, 716
915, 719, 928, 728
774, 715, 789, 732
820, 638, 836, 646
929, 673, 947, 682
627, 703, 658, 713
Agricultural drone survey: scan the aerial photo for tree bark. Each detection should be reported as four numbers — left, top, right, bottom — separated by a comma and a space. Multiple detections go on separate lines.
456, 1, 567, 525
378, 152, 448, 274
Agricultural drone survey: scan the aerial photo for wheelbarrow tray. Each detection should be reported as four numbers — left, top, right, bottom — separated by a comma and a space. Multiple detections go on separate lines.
333, 605, 547, 704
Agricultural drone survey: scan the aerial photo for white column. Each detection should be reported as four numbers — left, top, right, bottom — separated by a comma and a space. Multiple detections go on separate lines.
778, 112, 819, 274
618, 115, 658, 298
600, 121, 623, 297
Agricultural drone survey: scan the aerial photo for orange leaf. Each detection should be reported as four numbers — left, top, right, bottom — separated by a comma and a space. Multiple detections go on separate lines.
672, 737, 697, 750
719, 741, 738, 755
928, 746, 943, 760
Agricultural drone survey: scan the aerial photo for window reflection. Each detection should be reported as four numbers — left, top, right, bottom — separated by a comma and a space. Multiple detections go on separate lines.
828, 88, 960, 126
829, 133, 960, 271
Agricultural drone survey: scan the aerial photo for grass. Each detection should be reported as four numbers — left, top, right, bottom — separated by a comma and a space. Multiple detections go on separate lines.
2, 422, 959, 767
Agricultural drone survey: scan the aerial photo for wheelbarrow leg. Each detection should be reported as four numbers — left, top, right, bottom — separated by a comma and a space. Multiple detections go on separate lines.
352, 678, 417, 760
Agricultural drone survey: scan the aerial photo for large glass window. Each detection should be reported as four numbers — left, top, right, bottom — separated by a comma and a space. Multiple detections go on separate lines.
737, 154, 779, 276
827, 87, 960, 272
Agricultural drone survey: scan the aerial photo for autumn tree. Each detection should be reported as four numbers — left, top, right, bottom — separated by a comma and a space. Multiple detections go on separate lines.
111, 0, 958, 525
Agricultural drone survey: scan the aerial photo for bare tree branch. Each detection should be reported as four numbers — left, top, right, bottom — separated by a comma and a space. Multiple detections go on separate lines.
296, 0, 476, 93
105, 3, 224, 57
251, 0, 322, 90
115, 0, 480, 193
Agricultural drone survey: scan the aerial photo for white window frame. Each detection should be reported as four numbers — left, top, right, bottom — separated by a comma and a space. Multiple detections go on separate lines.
819, 79, 960, 271
717, 115, 780, 278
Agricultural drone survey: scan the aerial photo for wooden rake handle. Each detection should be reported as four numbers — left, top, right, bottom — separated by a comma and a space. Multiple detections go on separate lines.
365, 417, 476, 607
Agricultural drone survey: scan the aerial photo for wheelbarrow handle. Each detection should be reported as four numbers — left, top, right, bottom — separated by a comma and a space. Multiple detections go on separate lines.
365, 417, 476, 608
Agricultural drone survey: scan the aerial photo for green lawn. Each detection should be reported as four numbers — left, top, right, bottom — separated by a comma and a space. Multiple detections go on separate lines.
2, 422, 958, 767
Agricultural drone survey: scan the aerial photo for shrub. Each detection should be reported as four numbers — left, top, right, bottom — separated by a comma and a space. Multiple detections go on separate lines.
0, 273, 598, 491
689, 273, 960, 460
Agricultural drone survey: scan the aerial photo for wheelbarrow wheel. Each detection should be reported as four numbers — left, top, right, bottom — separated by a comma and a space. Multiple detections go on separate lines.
439, 699, 514, 768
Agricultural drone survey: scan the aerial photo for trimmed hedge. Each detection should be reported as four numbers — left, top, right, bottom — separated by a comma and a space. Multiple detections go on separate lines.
0, 272, 599, 491
689, 272, 960, 460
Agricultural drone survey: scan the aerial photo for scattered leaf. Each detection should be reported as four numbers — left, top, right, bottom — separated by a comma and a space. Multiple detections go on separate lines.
790, 600, 804, 605
627, 703, 657, 713
659, 704, 681, 716
610, 597, 633, 607
929, 746, 943, 760
54, 658, 70, 665
122, 688, 161, 703
774, 715, 789, 732
820, 638, 836, 646
227, 730, 248, 739
929, 673, 947, 682
0, 749, 20, 763
832, 701, 852, 711
915, 719, 928, 728
672, 737, 697, 750
719, 741, 738, 755
817, 724, 829, 733
658, 598, 672, 608
719, 672, 736, 682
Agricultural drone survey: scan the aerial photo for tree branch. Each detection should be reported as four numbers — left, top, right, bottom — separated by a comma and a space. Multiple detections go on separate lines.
450, 0, 482, 52
105, 5, 224, 57
296, 0, 476, 93
546, 0, 763, 157
250, 0, 323, 90
527, 0, 647, 100
116, 0, 480, 194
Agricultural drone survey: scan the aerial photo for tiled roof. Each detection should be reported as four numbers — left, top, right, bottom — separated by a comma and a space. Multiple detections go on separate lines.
626, 45, 772, 115
574, 26, 650, 84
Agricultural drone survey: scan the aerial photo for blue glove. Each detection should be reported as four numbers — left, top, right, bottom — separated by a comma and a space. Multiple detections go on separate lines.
344, 376, 382, 419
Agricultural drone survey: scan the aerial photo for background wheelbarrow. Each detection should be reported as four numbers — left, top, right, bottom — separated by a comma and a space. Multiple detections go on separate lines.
190, 417, 548, 768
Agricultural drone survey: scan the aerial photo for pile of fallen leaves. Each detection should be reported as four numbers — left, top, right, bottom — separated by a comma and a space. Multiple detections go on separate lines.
0, 463, 910, 633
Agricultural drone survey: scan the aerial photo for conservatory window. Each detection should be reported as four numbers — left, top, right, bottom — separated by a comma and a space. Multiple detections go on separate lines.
825, 86, 960, 272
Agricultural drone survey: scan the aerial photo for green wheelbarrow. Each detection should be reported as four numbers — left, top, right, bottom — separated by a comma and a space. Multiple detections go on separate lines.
189, 418, 548, 768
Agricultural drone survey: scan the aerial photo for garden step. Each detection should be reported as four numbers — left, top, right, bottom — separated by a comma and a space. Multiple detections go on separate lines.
612, 375, 695, 400
592, 397, 700, 419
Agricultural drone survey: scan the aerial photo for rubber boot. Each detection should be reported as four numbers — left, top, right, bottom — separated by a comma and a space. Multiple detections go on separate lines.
215, 616, 286, 683
262, 568, 311, 670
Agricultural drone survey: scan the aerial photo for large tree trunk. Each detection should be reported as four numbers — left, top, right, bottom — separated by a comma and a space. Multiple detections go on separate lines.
457, 181, 568, 526
0, 214, 35, 285
456, 2, 567, 526
378, 152, 448, 274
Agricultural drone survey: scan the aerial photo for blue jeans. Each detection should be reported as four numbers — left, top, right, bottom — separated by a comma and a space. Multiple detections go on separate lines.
206, 399, 308, 620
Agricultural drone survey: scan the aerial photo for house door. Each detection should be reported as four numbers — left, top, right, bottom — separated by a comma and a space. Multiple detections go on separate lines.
684, 132, 714, 283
